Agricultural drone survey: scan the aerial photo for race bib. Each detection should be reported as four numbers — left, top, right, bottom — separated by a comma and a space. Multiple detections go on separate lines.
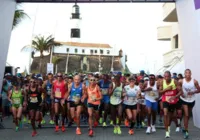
114, 92, 121, 97
13, 98, 20, 104
73, 95, 81, 104
149, 91, 155, 96
102, 89, 108, 95
166, 96, 175, 103
30, 97, 38, 103
127, 97, 136, 103
55, 91, 61, 98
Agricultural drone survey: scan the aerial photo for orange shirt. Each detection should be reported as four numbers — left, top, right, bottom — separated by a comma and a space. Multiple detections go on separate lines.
87, 85, 101, 105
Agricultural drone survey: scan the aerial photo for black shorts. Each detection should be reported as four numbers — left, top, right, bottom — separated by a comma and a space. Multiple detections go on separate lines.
28, 103, 41, 111
180, 99, 195, 108
125, 104, 137, 110
87, 103, 100, 111
54, 98, 62, 103
69, 101, 82, 108
163, 102, 179, 112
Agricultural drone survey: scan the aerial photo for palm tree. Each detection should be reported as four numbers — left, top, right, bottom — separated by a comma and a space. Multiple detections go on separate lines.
13, 9, 29, 29
22, 35, 62, 73
52, 56, 63, 74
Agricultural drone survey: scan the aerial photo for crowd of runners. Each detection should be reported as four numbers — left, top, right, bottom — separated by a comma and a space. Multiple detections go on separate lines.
0, 69, 199, 139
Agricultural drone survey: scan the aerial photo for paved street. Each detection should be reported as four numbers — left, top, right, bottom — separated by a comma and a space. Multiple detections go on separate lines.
0, 117, 200, 140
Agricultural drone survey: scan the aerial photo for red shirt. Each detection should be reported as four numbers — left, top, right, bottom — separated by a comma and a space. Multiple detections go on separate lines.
53, 80, 66, 99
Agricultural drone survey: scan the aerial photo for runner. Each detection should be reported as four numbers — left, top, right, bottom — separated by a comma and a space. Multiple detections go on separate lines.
43, 73, 54, 124
52, 73, 68, 132
87, 76, 102, 137
179, 69, 200, 139
67, 75, 86, 135
109, 76, 123, 135
25, 77, 42, 137
159, 71, 182, 138
143, 74, 159, 134
123, 77, 140, 135
8, 81, 24, 131
99, 74, 111, 127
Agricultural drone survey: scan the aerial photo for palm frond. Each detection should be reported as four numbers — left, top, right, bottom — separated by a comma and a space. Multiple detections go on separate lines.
13, 9, 29, 29
52, 56, 63, 65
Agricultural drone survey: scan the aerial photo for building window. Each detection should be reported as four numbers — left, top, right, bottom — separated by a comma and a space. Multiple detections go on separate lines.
82, 49, 85, 53
100, 49, 103, 54
175, 35, 179, 49
75, 48, 78, 53
90, 50, 93, 54
66, 48, 69, 52
107, 50, 110, 54
95, 50, 97, 53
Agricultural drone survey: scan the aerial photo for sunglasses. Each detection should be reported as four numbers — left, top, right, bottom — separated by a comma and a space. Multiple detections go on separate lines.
57, 75, 62, 77
90, 79, 96, 82
30, 81, 36, 83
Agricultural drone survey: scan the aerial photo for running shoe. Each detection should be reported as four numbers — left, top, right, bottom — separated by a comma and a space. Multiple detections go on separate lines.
31, 131, 37, 137
28, 120, 31, 124
76, 127, 81, 135
49, 120, 55, 125
151, 125, 156, 132
99, 117, 103, 124
19, 121, 23, 128
55, 125, 59, 132
117, 126, 122, 135
142, 121, 146, 127
146, 126, 151, 134
176, 127, 180, 132
103, 122, 107, 127
113, 127, 117, 134
15, 126, 19, 132
41, 119, 46, 124
124, 119, 129, 127
61, 125, 66, 132
165, 131, 170, 138
23, 117, 27, 123
110, 120, 113, 125
128, 129, 134, 135
184, 131, 189, 139
94, 121, 98, 127
116, 118, 119, 124
88, 129, 93, 137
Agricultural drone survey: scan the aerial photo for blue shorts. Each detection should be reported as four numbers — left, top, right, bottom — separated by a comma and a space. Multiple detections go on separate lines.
102, 95, 110, 104
146, 99, 158, 111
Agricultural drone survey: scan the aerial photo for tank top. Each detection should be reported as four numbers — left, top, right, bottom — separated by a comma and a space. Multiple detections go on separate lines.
12, 90, 23, 105
110, 82, 123, 105
87, 85, 101, 105
69, 82, 82, 102
181, 78, 196, 103
28, 87, 41, 104
53, 80, 66, 99
46, 80, 52, 96
162, 79, 178, 104
123, 85, 139, 105
145, 81, 159, 102
99, 80, 110, 96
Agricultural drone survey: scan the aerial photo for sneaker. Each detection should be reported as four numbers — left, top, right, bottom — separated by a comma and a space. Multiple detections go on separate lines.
94, 121, 98, 127
184, 131, 189, 139
128, 129, 134, 135
110, 120, 113, 125
76, 127, 81, 135
117, 126, 122, 135
168, 126, 171, 133
88, 129, 93, 137
41, 119, 46, 124
124, 119, 129, 127
23, 117, 27, 123
176, 127, 180, 132
19, 121, 23, 128
151, 125, 156, 132
103, 122, 107, 127
31, 131, 37, 137
113, 127, 117, 134
146, 126, 151, 134
55, 125, 59, 132
99, 117, 103, 124
15, 126, 19, 132
116, 118, 119, 124
159, 119, 163, 124
165, 131, 170, 138
49, 120, 55, 125
61, 125, 66, 132
142, 121, 146, 127
28, 120, 31, 124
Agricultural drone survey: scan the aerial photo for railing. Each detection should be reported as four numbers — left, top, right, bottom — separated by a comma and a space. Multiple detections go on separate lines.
163, 49, 183, 66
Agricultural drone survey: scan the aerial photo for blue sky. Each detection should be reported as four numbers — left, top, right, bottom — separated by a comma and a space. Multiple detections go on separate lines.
7, 3, 171, 73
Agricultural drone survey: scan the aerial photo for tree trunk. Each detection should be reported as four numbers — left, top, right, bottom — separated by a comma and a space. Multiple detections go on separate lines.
65, 53, 69, 74
39, 53, 43, 73
56, 64, 58, 74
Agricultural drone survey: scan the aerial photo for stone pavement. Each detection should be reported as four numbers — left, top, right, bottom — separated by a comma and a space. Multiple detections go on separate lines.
0, 117, 200, 140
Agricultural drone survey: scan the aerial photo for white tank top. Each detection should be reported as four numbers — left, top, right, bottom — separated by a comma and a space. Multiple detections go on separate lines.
123, 85, 139, 105
180, 78, 196, 103
110, 82, 123, 105
145, 81, 159, 102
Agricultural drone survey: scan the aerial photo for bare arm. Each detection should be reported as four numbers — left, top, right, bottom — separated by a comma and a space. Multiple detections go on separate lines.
108, 83, 114, 96
193, 79, 200, 94
7, 90, 12, 103
96, 85, 102, 101
174, 79, 183, 98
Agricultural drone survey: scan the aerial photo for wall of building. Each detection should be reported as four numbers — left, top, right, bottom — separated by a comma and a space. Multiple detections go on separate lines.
176, 0, 200, 128
0, 0, 16, 89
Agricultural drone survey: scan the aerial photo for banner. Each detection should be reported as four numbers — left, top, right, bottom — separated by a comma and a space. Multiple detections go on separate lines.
47, 63, 54, 74
194, 0, 200, 10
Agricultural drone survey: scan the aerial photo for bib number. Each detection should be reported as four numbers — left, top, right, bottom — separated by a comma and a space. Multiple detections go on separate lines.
102, 89, 108, 95
13, 98, 20, 104
149, 91, 155, 96
30, 97, 38, 103
73, 95, 81, 104
55, 91, 61, 98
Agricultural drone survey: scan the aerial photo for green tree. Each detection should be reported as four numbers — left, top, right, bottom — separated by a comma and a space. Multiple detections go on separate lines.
22, 35, 62, 73
52, 56, 63, 74
13, 9, 29, 29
